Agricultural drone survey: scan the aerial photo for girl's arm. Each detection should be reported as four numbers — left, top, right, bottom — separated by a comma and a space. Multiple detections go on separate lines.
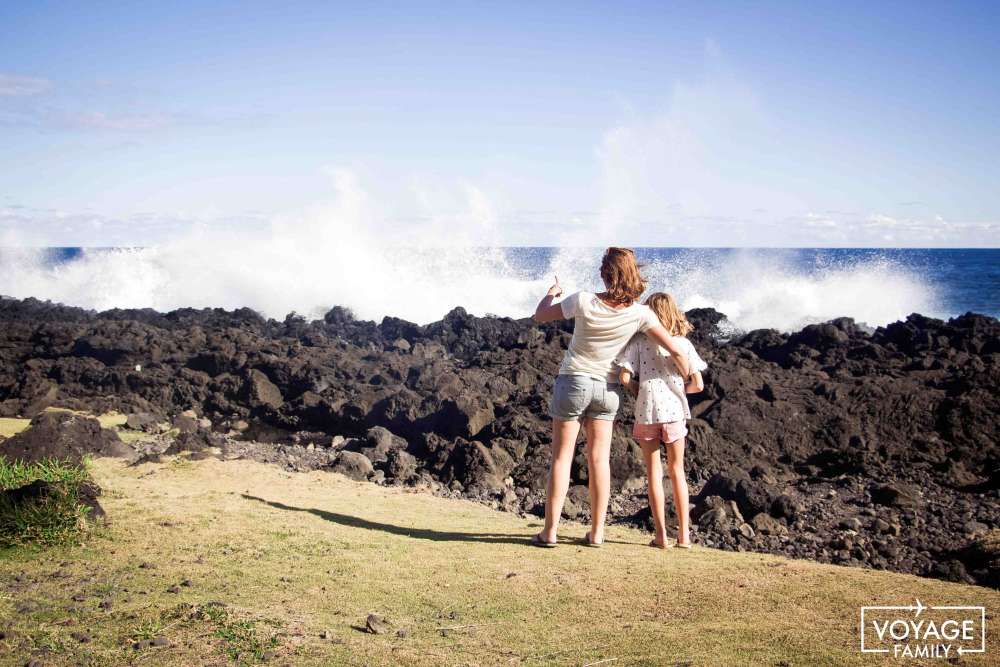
643, 325, 692, 378
619, 367, 638, 397
685, 370, 704, 394
532, 277, 565, 323
615, 337, 639, 395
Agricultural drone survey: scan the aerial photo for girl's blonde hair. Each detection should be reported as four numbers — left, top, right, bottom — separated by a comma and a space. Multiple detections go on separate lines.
600, 247, 647, 305
644, 292, 693, 337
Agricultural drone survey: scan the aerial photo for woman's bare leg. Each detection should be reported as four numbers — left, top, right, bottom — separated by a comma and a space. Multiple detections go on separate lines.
665, 437, 690, 545
541, 418, 582, 542
584, 417, 614, 544
640, 438, 668, 547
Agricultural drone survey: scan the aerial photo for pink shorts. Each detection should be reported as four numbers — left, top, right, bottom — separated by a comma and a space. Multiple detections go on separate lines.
633, 421, 688, 443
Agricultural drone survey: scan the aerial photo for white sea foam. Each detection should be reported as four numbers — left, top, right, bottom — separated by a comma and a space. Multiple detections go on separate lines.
0, 230, 546, 326
0, 180, 548, 326
0, 243, 940, 332
0, 177, 940, 331
543, 247, 940, 332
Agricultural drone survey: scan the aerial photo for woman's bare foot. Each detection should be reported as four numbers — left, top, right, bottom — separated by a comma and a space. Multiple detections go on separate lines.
583, 531, 603, 547
648, 529, 669, 549
673, 534, 693, 549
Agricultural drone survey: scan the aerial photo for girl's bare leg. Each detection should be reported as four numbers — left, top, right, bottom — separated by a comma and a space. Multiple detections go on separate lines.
584, 418, 614, 544
541, 418, 582, 542
640, 438, 668, 547
665, 437, 690, 545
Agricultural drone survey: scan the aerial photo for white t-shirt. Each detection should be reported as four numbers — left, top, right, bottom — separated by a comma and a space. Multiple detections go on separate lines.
557, 291, 660, 382
615, 335, 708, 424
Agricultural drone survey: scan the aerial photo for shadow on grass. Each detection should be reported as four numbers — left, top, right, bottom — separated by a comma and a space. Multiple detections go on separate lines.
242, 494, 538, 546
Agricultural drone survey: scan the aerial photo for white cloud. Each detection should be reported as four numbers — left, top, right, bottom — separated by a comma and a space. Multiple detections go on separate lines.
0, 205, 271, 247
0, 74, 51, 96
779, 212, 1000, 247
59, 110, 181, 132
587, 47, 805, 247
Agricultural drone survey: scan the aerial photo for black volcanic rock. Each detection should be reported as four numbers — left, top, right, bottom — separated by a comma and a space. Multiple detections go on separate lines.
0, 295, 997, 585
0, 411, 132, 463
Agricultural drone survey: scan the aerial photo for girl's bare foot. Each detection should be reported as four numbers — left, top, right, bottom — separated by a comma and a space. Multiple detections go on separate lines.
648, 538, 668, 549
583, 531, 603, 547
673, 535, 693, 549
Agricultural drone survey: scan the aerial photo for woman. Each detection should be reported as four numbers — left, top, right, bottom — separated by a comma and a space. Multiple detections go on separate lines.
531, 247, 692, 547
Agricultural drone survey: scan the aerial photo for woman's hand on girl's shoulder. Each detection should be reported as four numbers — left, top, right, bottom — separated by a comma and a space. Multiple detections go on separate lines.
685, 371, 704, 394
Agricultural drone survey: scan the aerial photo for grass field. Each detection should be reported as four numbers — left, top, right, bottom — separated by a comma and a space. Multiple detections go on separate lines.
0, 455, 996, 666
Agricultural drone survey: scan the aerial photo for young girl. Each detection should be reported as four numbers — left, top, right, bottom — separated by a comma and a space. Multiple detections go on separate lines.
615, 292, 707, 549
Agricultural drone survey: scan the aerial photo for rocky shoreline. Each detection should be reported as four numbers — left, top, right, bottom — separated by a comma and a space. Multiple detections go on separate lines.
0, 296, 997, 587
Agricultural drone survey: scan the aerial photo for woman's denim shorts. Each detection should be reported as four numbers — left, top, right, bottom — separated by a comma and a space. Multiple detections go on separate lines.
549, 374, 624, 422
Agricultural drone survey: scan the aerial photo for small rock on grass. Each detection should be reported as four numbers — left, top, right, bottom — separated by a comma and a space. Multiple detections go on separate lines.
70, 631, 92, 643
365, 613, 388, 635
151, 636, 169, 647
133, 639, 152, 650
166, 585, 180, 594
319, 629, 335, 640
99, 598, 112, 610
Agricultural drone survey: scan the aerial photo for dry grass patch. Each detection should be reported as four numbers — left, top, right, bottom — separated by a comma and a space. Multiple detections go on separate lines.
0, 409, 158, 446
0, 457, 997, 666
0, 418, 30, 439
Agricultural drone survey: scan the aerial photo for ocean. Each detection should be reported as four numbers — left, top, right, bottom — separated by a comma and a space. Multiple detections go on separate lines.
1, 246, 997, 333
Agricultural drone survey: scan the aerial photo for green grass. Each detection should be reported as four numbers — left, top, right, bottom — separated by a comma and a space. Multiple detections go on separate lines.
203, 605, 281, 665
0, 457, 95, 547
1, 456, 997, 666
0, 457, 91, 489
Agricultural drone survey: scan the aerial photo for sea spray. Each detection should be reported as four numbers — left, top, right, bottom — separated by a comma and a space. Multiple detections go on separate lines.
0, 173, 550, 324
0, 175, 943, 335
545, 246, 940, 332
639, 248, 941, 332
0, 243, 942, 331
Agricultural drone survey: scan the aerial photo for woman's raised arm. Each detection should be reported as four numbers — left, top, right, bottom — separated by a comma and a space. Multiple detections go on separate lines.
533, 276, 566, 323
644, 325, 691, 378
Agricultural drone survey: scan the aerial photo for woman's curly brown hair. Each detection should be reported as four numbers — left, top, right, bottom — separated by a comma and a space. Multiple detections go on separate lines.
600, 247, 647, 305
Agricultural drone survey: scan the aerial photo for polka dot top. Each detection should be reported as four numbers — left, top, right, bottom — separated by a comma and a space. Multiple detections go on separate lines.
614, 334, 708, 425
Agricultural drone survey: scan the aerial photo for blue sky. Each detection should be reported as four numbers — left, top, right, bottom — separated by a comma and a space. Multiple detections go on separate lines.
1, 1, 999, 246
